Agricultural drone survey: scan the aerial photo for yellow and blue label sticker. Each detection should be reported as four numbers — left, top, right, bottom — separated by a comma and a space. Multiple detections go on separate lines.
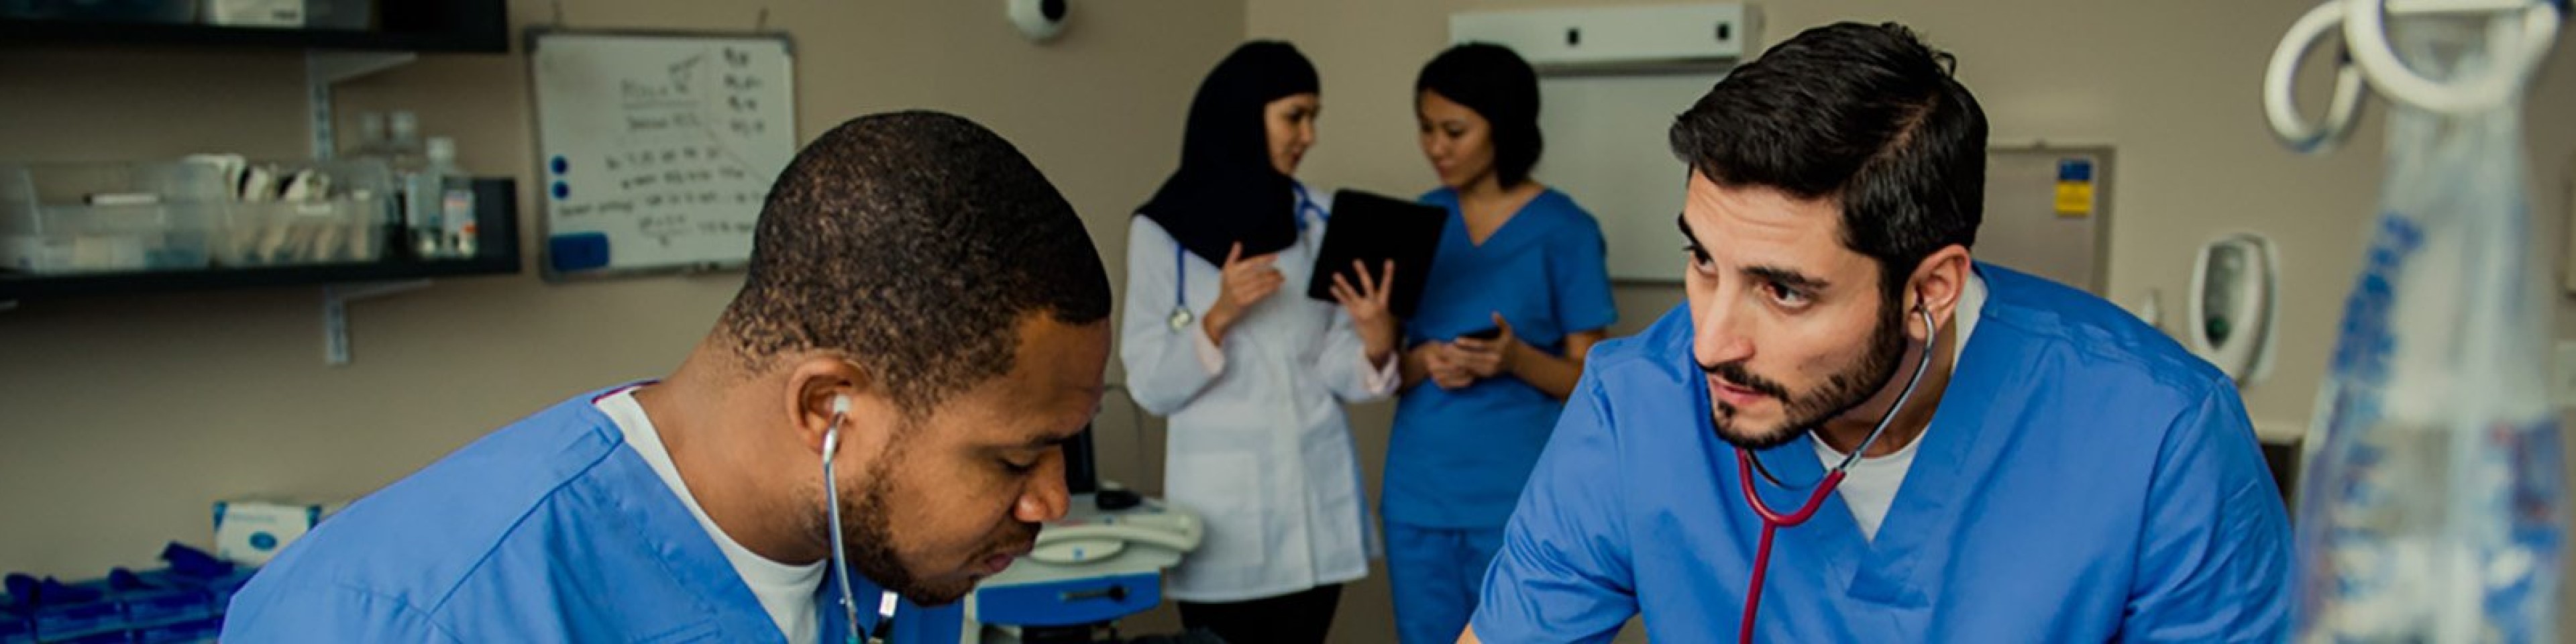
2055, 158, 2096, 218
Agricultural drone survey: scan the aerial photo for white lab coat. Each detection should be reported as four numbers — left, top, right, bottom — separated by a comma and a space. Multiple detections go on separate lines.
1122, 188, 1393, 603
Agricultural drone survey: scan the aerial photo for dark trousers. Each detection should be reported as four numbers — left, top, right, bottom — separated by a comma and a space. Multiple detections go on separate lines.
1175, 584, 1344, 644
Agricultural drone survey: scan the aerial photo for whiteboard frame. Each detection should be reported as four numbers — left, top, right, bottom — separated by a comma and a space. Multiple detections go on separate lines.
523, 28, 797, 282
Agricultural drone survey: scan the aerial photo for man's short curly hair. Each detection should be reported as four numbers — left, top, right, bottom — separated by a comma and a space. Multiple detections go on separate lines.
720, 111, 1112, 413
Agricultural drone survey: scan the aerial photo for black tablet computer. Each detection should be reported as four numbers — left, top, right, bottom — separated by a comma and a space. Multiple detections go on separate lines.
1306, 189, 1448, 319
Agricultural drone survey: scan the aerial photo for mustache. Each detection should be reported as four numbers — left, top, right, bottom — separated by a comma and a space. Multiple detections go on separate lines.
1700, 360, 1790, 400
994, 520, 1042, 551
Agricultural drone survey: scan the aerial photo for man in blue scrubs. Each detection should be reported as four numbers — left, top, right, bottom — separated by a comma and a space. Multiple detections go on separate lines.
1464, 23, 2290, 643
221, 111, 1112, 643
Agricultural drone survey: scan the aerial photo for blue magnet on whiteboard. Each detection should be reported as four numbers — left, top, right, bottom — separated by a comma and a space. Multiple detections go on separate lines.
549, 156, 569, 174
551, 181, 570, 200
549, 233, 611, 272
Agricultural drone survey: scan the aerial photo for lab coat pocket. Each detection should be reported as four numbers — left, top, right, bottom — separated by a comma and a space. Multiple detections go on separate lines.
1166, 451, 1269, 574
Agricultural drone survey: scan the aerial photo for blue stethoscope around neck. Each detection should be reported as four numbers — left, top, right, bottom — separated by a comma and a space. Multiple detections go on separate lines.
1165, 184, 1326, 333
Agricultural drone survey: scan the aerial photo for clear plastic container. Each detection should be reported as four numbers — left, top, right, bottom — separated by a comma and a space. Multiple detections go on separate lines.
217, 198, 382, 266
303, 0, 366, 30
216, 158, 390, 266
407, 136, 464, 258
0, 162, 222, 274
0, 0, 196, 23
0, 158, 390, 274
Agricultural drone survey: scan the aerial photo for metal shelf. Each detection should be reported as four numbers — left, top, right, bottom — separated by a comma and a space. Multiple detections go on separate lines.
0, 19, 502, 53
0, 178, 521, 303
0, 179, 523, 365
0, 0, 508, 54
0, 4, 518, 364
0, 254, 514, 301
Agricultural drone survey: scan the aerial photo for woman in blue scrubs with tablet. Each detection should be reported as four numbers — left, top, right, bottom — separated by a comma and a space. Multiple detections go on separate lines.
1383, 42, 1617, 644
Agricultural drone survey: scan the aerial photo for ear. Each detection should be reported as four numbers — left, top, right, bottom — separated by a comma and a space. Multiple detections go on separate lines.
784, 355, 876, 456
1904, 246, 1975, 341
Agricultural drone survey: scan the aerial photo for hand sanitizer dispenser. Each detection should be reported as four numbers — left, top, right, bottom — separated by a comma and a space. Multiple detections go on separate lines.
2187, 232, 2277, 385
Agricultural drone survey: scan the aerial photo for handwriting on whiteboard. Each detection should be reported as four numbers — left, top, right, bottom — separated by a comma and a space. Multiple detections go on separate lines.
555, 44, 773, 244
535, 32, 793, 271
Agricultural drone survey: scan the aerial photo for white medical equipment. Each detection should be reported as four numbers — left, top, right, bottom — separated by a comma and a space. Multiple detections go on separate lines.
2263, 0, 2561, 152
2265, 0, 2566, 641
960, 409, 1205, 644
961, 490, 1203, 644
2185, 233, 2277, 384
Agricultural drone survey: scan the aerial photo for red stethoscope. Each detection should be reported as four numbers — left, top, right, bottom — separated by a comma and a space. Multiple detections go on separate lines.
1732, 305, 1940, 643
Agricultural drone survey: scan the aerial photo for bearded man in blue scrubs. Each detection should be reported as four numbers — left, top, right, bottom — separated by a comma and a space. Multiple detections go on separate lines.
1462, 23, 2290, 643
222, 111, 1111, 643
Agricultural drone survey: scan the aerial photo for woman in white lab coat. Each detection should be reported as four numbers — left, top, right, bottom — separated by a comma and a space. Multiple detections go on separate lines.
1122, 41, 1399, 644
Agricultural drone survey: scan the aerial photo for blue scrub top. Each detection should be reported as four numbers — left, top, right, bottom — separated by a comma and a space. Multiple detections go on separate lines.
1471, 264, 2291, 643
1383, 187, 1617, 530
220, 388, 963, 643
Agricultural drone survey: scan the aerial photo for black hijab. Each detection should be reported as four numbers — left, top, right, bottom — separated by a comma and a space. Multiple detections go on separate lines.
1137, 40, 1320, 265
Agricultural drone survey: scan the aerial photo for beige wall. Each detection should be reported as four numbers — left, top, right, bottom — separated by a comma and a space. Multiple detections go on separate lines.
6, 0, 2576, 641
0, 0, 1241, 596
1260, 0, 2576, 432
1254, 0, 2576, 641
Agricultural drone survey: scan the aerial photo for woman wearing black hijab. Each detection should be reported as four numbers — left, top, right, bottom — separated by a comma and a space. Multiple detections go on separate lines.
1118, 41, 1397, 644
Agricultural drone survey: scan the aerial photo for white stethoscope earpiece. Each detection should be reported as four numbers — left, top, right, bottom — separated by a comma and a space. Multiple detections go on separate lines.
819, 393, 897, 643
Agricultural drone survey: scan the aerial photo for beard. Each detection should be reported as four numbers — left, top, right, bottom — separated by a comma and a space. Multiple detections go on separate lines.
1702, 295, 1911, 451
820, 446, 1040, 607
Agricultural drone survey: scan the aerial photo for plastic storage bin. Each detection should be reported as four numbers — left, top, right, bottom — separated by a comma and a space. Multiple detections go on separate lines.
213, 158, 390, 266
303, 0, 365, 29
26, 590, 120, 643
0, 0, 196, 23
131, 616, 219, 644
199, 0, 366, 30
46, 630, 133, 644
0, 158, 390, 274
218, 198, 382, 266
111, 575, 213, 631
0, 602, 30, 644
0, 163, 221, 275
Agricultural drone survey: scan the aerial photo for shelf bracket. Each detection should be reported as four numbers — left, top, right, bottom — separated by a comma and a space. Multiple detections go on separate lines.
308, 52, 418, 160
322, 279, 430, 366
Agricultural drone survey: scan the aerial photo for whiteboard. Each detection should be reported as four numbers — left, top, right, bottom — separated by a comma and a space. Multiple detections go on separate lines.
1537, 71, 1726, 282
529, 30, 796, 277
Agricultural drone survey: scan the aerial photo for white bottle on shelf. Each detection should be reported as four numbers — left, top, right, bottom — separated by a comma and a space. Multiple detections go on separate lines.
346, 111, 397, 259
385, 111, 423, 169
407, 135, 458, 259
431, 138, 478, 259
388, 112, 436, 258
348, 111, 388, 160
